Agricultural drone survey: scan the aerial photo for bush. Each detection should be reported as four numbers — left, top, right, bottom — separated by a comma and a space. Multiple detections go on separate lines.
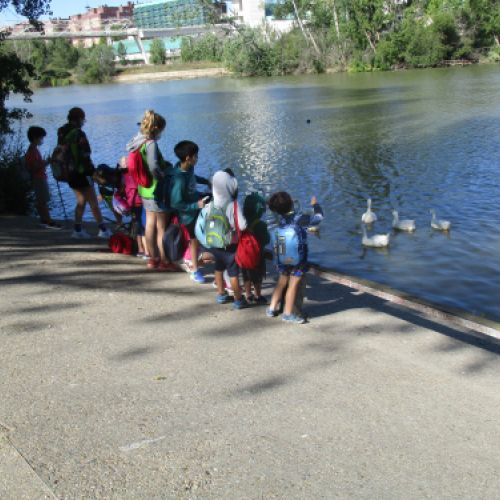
149, 39, 166, 65
76, 44, 116, 84
0, 144, 32, 215
181, 33, 224, 63
404, 24, 446, 67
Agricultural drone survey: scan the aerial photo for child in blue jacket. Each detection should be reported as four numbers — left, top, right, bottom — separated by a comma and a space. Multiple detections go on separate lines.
267, 192, 323, 324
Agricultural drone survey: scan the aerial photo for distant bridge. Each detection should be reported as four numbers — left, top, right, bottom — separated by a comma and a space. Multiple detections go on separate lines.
3, 24, 233, 62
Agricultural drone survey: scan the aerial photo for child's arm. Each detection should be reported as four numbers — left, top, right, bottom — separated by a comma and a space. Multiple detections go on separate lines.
145, 142, 164, 179
195, 175, 210, 186
295, 196, 324, 228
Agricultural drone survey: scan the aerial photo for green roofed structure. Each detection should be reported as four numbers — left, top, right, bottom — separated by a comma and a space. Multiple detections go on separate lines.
134, 0, 221, 29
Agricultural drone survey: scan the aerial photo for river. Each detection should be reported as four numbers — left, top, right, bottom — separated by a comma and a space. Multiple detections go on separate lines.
14, 64, 500, 321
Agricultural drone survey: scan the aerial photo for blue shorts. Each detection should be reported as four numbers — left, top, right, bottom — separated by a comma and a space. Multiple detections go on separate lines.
141, 197, 166, 213
277, 263, 309, 277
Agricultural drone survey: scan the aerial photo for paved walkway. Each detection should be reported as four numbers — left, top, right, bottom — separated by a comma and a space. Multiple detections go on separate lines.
1, 216, 499, 499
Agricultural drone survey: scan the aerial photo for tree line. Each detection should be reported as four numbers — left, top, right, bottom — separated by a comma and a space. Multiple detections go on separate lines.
182, 0, 499, 75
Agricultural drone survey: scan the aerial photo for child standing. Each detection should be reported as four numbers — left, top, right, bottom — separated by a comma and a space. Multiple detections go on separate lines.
170, 140, 210, 283
242, 192, 270, 304
196, 170, 248, 309
126, 110, 174, 270
267, 192, 323, 324
24, 126, 61, 229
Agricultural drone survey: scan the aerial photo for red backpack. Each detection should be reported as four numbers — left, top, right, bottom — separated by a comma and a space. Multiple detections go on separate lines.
109, 233, 134, 255
127, 143, 152, 188
234, 200, 262, 270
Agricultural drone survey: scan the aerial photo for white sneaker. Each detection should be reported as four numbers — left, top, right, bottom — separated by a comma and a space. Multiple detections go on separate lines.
71, 229, 91, 239
97, 228, 112, 239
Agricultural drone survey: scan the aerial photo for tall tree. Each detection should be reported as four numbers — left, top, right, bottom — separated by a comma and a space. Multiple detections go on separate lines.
0, 0, 52, 136
149, 38, 166, 65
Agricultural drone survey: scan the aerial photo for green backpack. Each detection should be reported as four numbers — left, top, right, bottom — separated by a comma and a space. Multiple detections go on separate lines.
204, 201, 232, 249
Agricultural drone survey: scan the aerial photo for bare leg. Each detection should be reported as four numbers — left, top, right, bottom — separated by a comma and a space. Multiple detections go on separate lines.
84, 186, 104, 225
37, 201, 51, 224
270, 274, 289, 311
136, 236, 145, 253
284, 275, 303, 316
72, 188, 87, 224
215, 270, 224, 295
293, 274, 306, 315
145, 211, 158, 260
230, 276, 242, 301
141, 236, 148, 256
190, 238, 200, 271
244, 280, 252, 299
156, 212, 169, 262
254, 281, 262, 298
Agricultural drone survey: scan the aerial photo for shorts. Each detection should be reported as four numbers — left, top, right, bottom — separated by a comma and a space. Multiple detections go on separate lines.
141, 197, 166, 213
241, 256, 266, 284
32, 177, 50, 204
68, 173, 91, 190
277, 263, 309, 277
209, 245, 239, 278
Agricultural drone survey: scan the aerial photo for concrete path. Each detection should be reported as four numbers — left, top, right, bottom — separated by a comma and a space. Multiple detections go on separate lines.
0, 216, 499, 499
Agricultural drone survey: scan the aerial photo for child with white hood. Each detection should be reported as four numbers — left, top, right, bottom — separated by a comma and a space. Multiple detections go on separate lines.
195, 170, 248, 309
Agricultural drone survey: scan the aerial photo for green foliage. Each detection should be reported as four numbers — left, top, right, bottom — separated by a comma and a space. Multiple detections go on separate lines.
149, 38, 166, 65
181, 33, 224, 63
117, 41, 127, 65
0, 143, 32, 215
47, 39, 79, 70
76, 44, 116, 84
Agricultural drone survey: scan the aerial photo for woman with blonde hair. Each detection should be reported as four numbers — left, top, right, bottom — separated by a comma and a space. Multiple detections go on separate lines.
126, 110, 175, 270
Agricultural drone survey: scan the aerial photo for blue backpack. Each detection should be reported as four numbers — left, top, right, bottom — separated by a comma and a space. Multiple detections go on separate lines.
274, 222, 307, 266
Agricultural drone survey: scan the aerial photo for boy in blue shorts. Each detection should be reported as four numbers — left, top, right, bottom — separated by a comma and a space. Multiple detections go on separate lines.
267, 192, 323, 324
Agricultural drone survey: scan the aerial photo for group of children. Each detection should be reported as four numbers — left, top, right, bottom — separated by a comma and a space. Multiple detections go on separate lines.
24, 108, 324, 324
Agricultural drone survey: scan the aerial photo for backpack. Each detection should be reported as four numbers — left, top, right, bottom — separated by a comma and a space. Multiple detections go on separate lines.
108, 232, 134, 255
112, 191, 131, 216
127, 144, 152, 188
50, 143, 74, 182
162, 216, 188, 262
234, 201, 261, 270
204, 201, 232, 249
154, 163, 174, 209
274, 221, 307, 267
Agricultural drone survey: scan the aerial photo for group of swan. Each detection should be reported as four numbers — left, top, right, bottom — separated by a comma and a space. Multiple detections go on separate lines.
361, 199, 451, 248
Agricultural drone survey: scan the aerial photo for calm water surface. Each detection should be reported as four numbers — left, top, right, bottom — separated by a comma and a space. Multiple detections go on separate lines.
16, 65, 500, 321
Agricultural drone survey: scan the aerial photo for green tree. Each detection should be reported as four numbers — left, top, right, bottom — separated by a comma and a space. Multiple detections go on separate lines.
117, 41, 127, 65
0, 1, 52, 136
76, 44, 116, 84
149, 38, 166, 65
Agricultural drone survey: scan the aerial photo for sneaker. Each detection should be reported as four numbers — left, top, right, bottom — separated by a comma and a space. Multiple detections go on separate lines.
254, 296, 268, 305
97, 228, 112, 239
147, 258, 159, 269
71, 229, 91, 239
190, 270, 205, 284
45, 221, 63, 230
246, 294, 255, 303
216, 293, 231, 304
232, 297, 249, 310
158, 261, 178, 272
136, 252, 146, 258
266, 308, 278, 318
282, 313, 306, 324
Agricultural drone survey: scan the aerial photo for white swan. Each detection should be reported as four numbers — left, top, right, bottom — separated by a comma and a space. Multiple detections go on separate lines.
430, 209, 451, 231
361, 198, 377, 224
392, 210, 416, 232
362, 225, 390, 247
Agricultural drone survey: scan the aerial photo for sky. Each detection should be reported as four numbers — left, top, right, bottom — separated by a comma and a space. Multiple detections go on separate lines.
0, 1, 133, 26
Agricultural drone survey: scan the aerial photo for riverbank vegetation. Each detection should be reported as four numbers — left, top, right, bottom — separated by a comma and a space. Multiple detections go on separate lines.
181, 0, 499, 76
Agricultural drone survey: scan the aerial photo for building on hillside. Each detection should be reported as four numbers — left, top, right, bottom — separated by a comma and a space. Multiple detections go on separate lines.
133, 0, 226, 29
68, 2, 135, 47
227, 0, 294, 32
44, 18, 70, 34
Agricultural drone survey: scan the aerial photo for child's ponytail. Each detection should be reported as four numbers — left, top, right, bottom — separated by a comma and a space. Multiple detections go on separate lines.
140, 110, 166, 140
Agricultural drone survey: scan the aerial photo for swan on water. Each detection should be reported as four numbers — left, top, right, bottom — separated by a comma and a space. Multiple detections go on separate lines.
392, 210, 416, 232
361, 198, 377, 224
362, 225, 390, 247
430, 209, 451, 231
